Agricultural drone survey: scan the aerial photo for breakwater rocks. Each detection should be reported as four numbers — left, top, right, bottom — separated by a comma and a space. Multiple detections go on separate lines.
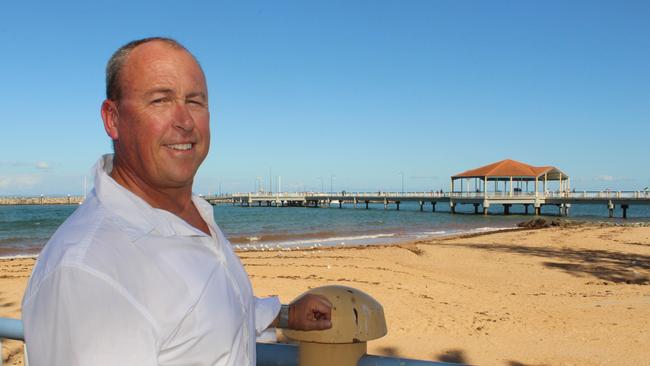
0, 196, 84, 205
518, 218, 650, 229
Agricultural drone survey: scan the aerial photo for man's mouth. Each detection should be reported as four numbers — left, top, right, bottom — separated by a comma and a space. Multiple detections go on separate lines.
166, 143, 194, 151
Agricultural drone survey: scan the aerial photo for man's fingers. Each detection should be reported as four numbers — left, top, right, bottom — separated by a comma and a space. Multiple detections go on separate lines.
304, 318, 332, 330
289, 294, 334, 330
310, 310, 330, 322
313, 319, 332, 330
309, 295, 332, 313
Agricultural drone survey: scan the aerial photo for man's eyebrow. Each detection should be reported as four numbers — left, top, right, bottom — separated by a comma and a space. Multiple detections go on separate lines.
144, 88, 174, 97
186, 91, 207, 100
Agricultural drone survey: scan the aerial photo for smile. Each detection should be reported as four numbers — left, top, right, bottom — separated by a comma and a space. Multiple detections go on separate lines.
166, 143, 194, 151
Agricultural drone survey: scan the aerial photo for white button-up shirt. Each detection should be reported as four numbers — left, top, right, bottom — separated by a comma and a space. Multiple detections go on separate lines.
22, 155, 280, 366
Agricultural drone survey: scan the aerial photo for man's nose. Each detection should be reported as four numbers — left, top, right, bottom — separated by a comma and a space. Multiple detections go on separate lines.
172, 101, 195, 131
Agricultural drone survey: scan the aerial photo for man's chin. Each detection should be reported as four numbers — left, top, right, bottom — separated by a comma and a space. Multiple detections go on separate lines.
152, 169, 196, 189
165, 176, 196, 189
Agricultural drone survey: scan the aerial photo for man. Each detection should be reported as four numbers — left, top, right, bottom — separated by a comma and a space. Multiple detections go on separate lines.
22, 37, 331, 365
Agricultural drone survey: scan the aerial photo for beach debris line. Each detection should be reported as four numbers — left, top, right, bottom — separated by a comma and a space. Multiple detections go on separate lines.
517, 218, 650, 229
516, 218, 583, 229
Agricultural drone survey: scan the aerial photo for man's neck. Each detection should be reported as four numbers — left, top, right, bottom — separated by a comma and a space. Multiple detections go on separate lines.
109, 159, 210, 235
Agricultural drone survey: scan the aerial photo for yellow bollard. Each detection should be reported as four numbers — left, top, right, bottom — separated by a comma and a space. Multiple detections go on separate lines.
283, 285, 387, 366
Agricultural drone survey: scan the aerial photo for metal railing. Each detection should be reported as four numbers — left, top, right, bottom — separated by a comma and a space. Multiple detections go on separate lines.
232, 192, 450, 199
228, 190, 650, 200
0, 318, 25, 366
1, 317, 458, 366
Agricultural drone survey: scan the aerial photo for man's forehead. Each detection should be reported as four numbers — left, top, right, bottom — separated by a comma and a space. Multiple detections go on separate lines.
120, 41, 206, 92
129, 40, 188, 61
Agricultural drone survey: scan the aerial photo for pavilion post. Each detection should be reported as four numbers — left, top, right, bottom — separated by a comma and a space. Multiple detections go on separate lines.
559, 175, 563, 194
544, 173, 547, 193
535, 177, 538, 195
509, 176, 513, 196
484, 177, 487, 197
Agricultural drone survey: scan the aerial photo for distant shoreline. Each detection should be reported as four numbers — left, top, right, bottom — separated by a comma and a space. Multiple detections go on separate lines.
0, 197, 83, 205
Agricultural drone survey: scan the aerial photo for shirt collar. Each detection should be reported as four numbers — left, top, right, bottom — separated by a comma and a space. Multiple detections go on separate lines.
92, 154, 214, 241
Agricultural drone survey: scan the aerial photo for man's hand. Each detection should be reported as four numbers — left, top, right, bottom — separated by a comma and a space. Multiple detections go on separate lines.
288, 293, 332, 331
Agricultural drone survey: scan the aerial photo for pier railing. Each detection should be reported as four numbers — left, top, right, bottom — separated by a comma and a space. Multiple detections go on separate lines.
229, 190, 650, 200
0, 317, 456, 366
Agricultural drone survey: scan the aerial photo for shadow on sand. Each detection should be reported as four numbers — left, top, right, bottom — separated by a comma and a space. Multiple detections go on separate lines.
443, 242, 650, 284
435, 348, 468, 364
383, 345, 549, 365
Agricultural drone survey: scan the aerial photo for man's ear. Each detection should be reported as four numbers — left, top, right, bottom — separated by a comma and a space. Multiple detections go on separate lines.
101, 99, 120, 140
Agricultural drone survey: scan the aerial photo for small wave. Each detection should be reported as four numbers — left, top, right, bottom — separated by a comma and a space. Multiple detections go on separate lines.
0, 253, 39, 260
246, 236, 260, 242
413, 231, 448, 239
470, 226, 516, 233
409, 226, 516, 240
277, 233, 395, 246
238, 232, 397, 250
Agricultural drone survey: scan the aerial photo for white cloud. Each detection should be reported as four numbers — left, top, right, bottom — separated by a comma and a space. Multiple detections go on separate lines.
0, 161, 53, 170
595, 175, 614, 182
0, 174, 43, 190
593, 175, 635, 183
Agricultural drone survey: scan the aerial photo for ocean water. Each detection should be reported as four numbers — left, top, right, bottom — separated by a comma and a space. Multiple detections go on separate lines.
1, 200, 649, 258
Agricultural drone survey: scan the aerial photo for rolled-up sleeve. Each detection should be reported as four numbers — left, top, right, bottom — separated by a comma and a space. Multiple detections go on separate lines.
253, 296, 281, 335
23, 265, 159, 366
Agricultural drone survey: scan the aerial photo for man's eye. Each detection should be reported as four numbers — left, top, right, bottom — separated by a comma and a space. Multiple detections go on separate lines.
188, 100, 204, 106
151, 97, 168, 104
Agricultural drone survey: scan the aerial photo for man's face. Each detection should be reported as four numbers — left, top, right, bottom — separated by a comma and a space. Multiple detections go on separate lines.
105, 41, 210, 191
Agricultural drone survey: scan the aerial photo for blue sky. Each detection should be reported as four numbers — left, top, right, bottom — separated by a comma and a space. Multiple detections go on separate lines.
1, 1, 648, 195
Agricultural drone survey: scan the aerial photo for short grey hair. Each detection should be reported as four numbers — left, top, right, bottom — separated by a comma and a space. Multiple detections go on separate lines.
105, 37, 193, 101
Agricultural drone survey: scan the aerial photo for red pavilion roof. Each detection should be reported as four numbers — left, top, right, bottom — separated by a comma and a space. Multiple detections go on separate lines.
452, 159, 567, 180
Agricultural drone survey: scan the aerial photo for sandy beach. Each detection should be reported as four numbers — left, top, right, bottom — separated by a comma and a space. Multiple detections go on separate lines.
2, 224, 649, 365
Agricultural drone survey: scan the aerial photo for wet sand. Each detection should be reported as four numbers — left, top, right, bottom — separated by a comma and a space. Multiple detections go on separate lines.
2, 225, 650, 365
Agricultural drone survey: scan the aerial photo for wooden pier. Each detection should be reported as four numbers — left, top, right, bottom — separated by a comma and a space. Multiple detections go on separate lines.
219, 190, 650, 219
